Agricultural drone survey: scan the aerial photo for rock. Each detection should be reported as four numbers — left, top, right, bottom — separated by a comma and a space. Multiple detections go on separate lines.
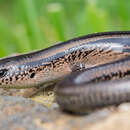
0, 96, 112, 130
0, 95, 130, 130
87, 103, 130, 130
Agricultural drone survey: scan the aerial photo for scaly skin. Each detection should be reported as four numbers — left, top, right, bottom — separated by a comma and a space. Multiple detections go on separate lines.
0, 31, 130, 113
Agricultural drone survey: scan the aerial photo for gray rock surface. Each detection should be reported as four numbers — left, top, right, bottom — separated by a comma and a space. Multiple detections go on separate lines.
0, 94, 130, 130
0, 96, 113, 130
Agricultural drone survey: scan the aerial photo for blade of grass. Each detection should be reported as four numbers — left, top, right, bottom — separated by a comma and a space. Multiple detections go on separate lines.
18, 0, 45, 49
0, 18, 17, 57
46, 3, 68, 41
12, 24, 32, 53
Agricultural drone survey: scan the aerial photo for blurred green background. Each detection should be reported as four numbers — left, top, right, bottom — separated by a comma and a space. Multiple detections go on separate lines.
0, 0, 130, 57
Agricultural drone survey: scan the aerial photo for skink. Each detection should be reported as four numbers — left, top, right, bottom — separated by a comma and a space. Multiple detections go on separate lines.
55, 58, 130, 113
0, 31, 130, 113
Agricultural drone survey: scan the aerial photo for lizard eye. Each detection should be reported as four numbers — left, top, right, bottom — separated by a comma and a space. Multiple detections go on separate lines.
0, 69, 7, 77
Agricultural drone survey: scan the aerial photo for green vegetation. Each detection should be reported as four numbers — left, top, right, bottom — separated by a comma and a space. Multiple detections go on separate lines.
0, 0, 130, 57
